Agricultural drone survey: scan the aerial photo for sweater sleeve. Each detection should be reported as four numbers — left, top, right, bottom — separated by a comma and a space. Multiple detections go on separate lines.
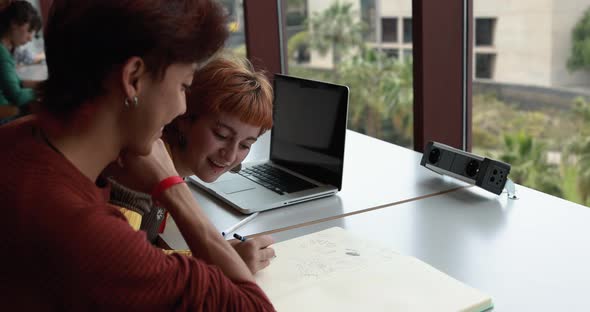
108, 178, 165, 243
50, 204, 275, 311
108, 178, 152, 216
0, 57, 35, 106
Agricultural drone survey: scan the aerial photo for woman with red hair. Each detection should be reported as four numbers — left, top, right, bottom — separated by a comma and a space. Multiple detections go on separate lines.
110, 54, 277, 274
0, 0, 275, 310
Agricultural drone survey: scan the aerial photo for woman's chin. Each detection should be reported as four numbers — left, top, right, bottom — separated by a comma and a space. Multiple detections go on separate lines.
197, 172, 220, 183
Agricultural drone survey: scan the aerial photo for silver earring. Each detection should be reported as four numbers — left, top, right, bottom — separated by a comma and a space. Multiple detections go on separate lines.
124, 96, 139, 108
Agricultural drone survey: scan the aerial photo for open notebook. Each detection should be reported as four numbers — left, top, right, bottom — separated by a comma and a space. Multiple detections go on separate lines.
255, 227, 493, 312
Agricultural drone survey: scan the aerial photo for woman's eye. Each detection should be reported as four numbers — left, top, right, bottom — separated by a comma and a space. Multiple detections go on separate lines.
240, 144, 251, 150
214, 132, 228, 140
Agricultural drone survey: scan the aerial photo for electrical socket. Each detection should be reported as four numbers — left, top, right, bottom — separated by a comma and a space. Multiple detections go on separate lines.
421, 141, 512, 195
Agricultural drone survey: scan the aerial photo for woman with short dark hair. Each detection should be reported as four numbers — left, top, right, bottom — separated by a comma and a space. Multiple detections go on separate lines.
0, 0, 275, 310
0, 0, 42, 118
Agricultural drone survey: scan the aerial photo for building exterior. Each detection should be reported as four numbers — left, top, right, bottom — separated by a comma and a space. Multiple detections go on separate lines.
295, 0, 590, 89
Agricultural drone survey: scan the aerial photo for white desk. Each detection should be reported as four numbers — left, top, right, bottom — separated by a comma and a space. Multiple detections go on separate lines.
160, 130, 468, 249
267, 185, 590, 312
160, 130, 590, 310
16, 64, 47, 81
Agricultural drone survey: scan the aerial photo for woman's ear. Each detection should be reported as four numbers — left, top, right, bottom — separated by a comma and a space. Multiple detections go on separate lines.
121, 57, 146, 99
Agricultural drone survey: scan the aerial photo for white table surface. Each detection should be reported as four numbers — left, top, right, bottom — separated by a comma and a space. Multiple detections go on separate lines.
16, 64, 47, 81
160, 130, 468, 249
267, 185, 590, 312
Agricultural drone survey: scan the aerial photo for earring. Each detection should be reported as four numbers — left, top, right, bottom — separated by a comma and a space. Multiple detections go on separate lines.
124, 96, 139, 108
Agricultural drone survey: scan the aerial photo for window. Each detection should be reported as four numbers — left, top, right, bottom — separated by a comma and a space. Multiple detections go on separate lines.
383, 48, 399, 59
285, 0, 307, 27
475, 53, 495, 79
403, 17, 412, 43
219, 0, 246, 56
472, 3, 590, 206
475, 18, 495, 46
361, 0, 377, 41
382, 18, 398, 43
282, 0, 414, 148
403, 49, 412, 61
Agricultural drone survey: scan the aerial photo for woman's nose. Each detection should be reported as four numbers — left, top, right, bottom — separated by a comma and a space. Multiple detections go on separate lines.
220, 144, 238, 163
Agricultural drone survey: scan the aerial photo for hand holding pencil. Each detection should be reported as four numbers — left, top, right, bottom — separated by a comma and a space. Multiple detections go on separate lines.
229, 234, 276, 273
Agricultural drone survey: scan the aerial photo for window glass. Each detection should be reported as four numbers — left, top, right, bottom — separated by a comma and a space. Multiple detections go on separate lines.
219, 0, 247, 56
283, 0, 414, 148
475, 18, 495, 46
382, 18, 398, 42
403, 17, 412, 43
472, 2, 590, 206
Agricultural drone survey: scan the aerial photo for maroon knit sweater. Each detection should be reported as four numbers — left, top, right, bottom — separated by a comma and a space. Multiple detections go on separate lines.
0, 116, 275, 311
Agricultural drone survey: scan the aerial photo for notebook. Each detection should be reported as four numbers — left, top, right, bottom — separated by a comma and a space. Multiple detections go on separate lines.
255, 227, 493, 312
189, 74, 349, 214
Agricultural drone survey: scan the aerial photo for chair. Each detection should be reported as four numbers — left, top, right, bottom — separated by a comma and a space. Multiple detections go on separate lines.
0, 105, 18, 119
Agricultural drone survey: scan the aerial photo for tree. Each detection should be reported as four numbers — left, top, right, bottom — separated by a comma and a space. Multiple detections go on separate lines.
567, 8, 590, 72
339, 50, 413, 144
308, 1, 366, 67
564, 97, 590, 204
287, 31, 310, 64
499, 131, 562, 197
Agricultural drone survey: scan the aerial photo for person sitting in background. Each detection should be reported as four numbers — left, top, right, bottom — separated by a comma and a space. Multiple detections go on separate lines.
0, 0, 274, 310
0, 0, 42, 120
13, 43, 45, 66
108, 54, 276, 274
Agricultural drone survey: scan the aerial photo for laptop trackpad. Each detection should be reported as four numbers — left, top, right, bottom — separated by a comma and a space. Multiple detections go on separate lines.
215, 179, 256, 194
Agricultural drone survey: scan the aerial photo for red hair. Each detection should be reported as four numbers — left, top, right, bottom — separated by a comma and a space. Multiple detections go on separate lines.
164, 55, 273, 147
187, 55, 273, 130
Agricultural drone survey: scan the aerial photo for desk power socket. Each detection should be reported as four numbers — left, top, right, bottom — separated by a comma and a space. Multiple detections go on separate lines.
420, 141, 511, 195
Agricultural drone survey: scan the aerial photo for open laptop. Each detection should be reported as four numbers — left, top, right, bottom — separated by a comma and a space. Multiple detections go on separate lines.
188, 74, 349, 214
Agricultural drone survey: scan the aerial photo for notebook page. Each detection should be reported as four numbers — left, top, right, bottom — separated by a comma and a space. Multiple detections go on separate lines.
255, 227, 493, 312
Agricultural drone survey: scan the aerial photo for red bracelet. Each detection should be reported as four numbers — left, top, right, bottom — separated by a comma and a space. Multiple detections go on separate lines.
151, 176, 185, 201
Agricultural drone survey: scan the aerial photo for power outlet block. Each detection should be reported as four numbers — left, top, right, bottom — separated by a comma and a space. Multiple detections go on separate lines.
420, 141, 512, 195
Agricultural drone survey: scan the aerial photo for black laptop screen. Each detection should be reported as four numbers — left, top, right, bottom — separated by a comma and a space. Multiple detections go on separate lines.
270, 74, 348, 190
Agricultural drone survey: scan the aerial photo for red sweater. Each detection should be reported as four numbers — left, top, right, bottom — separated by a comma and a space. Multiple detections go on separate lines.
0, 116, 275, 311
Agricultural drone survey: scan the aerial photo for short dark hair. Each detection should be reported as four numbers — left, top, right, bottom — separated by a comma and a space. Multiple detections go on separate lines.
39, 0, 229, 119
0, 1, 41, 36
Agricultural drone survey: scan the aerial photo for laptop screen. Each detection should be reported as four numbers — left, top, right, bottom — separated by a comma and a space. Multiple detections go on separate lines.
270, 74, 349, 190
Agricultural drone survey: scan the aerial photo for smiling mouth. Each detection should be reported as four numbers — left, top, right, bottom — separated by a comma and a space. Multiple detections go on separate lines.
209, 158, 231, 168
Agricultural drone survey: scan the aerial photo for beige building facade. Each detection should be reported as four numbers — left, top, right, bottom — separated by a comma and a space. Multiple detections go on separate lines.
302, 0, 590, 89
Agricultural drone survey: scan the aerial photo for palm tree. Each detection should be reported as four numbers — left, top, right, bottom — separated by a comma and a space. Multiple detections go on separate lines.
308, 1, 366, 68
339, 50, 413, 145
499, 131, 562, 197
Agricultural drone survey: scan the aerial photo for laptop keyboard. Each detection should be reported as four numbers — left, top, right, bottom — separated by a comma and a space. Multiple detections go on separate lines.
238, 164, 316, 195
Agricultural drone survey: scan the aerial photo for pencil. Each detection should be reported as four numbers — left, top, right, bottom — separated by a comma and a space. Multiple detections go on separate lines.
233, 233, 246, 242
